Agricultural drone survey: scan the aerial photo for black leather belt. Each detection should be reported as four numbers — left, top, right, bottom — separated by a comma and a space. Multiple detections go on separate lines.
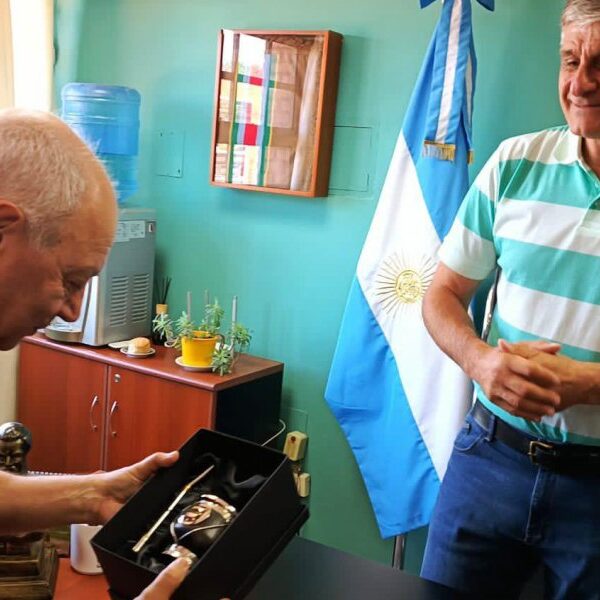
472, 401, 600, 473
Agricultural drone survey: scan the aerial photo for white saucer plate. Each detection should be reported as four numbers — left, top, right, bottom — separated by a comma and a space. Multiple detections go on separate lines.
120, 347, 156, 358
108, 340, 132, 350
175, 356, 213, 372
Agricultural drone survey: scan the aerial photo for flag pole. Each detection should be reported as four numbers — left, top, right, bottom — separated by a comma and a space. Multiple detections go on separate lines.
392, 534, 406, 569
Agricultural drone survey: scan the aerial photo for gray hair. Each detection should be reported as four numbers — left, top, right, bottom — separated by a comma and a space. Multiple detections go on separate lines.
562, 0, 600, 27
0, 109, 106, 247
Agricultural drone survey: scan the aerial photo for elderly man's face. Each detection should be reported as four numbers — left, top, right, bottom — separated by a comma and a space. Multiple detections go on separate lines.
560, 21, 600, 138
0, 200, 116, 351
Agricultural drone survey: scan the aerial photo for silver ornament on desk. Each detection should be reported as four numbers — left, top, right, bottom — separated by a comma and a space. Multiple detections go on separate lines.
163, 494, 237, 564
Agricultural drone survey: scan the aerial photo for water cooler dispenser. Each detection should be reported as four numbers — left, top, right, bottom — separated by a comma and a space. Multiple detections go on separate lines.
45, 84, 156, 346
61, 82, 141, 202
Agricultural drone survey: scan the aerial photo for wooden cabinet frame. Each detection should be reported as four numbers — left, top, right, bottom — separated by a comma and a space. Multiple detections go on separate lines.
17, 336, 283, 474
209, 29, 343, 197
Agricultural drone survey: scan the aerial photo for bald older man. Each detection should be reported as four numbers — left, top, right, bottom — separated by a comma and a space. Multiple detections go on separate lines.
0, 109, 186, 599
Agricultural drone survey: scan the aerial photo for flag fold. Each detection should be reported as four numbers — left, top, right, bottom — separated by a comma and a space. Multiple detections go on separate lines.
325, 0, 478, 537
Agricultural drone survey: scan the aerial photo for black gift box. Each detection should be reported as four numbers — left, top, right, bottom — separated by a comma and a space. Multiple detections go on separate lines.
92, 428, 309, 600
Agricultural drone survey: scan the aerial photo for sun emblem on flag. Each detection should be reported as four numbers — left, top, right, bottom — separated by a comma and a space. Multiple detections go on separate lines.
374, 253, 437, 315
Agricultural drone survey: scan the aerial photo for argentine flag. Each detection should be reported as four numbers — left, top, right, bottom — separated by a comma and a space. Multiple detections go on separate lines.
326, 0, 493, 538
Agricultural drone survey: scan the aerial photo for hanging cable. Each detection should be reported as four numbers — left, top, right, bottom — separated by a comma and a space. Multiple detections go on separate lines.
261, 419, 286, 446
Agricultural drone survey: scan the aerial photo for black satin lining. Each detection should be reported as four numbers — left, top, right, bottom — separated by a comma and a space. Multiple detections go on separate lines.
121, 453, 267, 573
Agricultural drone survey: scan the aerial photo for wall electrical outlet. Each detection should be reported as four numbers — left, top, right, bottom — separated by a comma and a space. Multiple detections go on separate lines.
283, 431, 308, 461
296, 472, 311, 498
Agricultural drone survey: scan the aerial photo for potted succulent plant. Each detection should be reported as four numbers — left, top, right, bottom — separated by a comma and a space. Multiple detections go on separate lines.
175, 299, 224, 369
153, 293, 252, 375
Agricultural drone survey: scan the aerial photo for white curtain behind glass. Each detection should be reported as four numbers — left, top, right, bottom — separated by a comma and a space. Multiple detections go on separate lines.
290, 37, 323, 192
0, 0, 54, 421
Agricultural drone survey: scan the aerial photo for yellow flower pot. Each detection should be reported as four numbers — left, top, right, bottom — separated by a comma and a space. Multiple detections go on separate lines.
180, 331, 220, 368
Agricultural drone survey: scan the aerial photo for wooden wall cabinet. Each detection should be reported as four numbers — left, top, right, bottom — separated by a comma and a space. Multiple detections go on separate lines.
210, 29, 343, 197
17, 336, 283, 474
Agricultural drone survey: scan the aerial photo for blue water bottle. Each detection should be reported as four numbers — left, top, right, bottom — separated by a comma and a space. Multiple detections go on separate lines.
61, 83, 141, 203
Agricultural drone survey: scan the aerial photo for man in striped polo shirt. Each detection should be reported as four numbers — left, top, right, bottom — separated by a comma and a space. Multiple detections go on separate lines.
420, 0, 600, 597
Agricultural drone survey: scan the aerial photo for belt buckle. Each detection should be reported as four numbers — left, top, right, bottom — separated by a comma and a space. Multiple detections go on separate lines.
528, 440, 555, 465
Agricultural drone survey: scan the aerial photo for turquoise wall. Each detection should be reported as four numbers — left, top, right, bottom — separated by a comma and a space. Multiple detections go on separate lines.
55, 0, 565, 572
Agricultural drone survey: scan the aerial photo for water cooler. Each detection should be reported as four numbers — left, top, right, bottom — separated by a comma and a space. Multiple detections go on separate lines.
61, 82, 141, 201
45, 84, 156, 346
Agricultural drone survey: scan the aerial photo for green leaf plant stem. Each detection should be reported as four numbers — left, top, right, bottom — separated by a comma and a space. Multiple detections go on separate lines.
152, 298, 252, 375
151, 312, 175, 345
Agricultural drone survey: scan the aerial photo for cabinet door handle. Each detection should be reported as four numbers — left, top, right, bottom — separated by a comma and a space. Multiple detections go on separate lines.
109, 400, 119, 437
89, 395, 99, 432
113, 373, 121, 383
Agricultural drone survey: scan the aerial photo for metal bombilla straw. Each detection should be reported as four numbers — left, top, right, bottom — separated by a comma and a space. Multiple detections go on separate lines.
132, 463, 215, 554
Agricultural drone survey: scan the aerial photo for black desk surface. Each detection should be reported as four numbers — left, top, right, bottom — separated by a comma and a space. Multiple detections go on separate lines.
246, 536, 456, 599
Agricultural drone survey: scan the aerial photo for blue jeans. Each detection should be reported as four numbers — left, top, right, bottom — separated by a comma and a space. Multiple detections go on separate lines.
420, 411, 600, 599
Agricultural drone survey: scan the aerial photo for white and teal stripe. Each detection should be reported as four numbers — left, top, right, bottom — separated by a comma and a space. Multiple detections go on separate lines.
440, 125, 600, 444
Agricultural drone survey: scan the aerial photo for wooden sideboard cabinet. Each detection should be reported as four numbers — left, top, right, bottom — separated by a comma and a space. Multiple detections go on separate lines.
17, 335, 283, 474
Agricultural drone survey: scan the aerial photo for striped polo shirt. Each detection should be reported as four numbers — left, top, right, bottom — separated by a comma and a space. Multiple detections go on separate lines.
440, 125, 600, 445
